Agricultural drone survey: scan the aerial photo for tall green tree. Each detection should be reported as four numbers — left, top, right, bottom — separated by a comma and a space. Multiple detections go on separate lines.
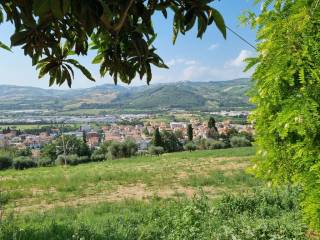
161, 130, 183, 153
42, 135, 91, 162
187, 124, 193, 141
82, 131, 87, 144
41, 143, 58, 161
153, 128, 162, 147
244, 0, 320, 231
0, 1, 226, 86
207, 116, 219, 139
208, 117, 218, 132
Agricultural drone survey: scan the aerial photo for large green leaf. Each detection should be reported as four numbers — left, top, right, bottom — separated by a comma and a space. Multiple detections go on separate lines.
209, 8, 227, 39
0, 41, 11, 51
66, 59, 95, 82
10, 31, 29, 46
33, 0, 51, 16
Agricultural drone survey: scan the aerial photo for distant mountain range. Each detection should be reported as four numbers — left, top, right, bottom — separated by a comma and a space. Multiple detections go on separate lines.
0, 78, 253, 112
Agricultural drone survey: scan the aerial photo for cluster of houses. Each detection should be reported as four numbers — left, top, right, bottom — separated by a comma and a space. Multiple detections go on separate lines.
0, 120, 254, 151
0, 131, 55, 149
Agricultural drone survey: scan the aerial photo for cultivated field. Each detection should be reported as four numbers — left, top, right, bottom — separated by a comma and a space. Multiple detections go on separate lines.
0, 147, 307, 239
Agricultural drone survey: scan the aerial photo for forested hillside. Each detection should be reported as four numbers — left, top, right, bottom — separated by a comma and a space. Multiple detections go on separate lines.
0, 78, 252, 112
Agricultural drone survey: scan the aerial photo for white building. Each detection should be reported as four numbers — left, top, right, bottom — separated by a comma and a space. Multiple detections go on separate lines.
170, 122, 187, 129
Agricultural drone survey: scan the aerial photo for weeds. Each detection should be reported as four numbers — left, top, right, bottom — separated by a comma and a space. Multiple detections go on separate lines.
0, 188, 307, 240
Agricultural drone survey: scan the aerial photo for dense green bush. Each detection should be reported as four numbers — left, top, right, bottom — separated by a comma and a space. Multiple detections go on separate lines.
0, 191, 9, 206
216, 187, 300, 218
12, 157, 37, 170
107, 142, 125, 159
90, 153, 106, 162
161, 130, 183, 153
47, 155, 93, 167
230, 136, 251, 148
55, 154, 92, 166
93, 140, 137, 160
42, 136, 91, 161
55, 155, 79, 166
207, 140, 226, 150
122, 139, 139, 158
194, 139, 228, 150
0, 155, 12, 170
37, 157, 54, 167
107, 140, 138, 160
55, 155, 66, 166
16, 148, 32, 157
78, 156, 90, 164
195, 139, 208, 150
184, 142, 197, 152
148, 146, 165, 156
40, 143, 57, 161
93, 141, 112, 156
66, 155, 80, 166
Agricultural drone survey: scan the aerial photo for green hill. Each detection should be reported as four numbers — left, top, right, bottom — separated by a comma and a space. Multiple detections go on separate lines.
0, 78, 253, 112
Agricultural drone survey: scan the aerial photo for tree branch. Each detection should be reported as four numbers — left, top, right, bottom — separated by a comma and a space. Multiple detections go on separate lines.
99, 0, 134, 32
100, 15, 113, 31
114, 0, 134, 32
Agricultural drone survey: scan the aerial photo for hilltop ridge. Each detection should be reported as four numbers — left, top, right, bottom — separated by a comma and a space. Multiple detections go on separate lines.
0, 78, 252, 112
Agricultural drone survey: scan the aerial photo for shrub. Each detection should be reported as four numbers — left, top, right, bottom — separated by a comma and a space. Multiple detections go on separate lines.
41, 143, 58, 161
184, 142, 197, 152
93, 141, 113, 156
66, 155, 80, 166
55, 155, 79, 166
195, 139, 208, 150
207, 140, 226, 150
107, 142, 124, 159
122, 139, 138, 158
16, 148, 32, 157
55, 155, 66, 166
13, 157, 37, 170
78, 156, 90, 164
37, 157, 54, 167
230, 136, 252, 148
0, 155, 12, 170
90, 153, 105, 162
148, 146, 164, 156
0, 191, 9, 206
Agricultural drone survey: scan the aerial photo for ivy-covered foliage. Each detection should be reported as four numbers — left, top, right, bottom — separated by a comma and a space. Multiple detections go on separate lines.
244, 0, 320, 231
0, 0, 226, 86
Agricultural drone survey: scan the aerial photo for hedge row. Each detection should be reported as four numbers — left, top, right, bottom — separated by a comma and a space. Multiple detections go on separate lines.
0, 154, 97, 170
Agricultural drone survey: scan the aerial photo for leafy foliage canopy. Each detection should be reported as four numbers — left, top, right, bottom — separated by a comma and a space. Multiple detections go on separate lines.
245, 0, 320, 231
0, 0, 226, 86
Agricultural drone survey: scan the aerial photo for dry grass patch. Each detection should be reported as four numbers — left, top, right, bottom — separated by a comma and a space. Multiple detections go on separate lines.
0, 147, 256, 214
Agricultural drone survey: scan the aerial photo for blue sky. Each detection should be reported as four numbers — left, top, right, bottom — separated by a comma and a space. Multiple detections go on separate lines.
0, 0, 258, 89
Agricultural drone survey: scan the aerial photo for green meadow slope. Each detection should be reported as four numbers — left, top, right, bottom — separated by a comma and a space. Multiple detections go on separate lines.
0, 147, 307, 239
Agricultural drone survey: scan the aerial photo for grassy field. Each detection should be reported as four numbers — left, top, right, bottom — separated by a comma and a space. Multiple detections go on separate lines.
0, 124, 53, 130
0, 147, 308, 239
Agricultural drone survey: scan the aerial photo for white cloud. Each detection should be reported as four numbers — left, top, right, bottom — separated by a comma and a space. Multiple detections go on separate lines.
182, 66, 209, 81
208, 43, 219, 51
181, 50, 255, 82
227, 50, 253, 67
132, 49, 256, 86
166, 58, 198, 67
